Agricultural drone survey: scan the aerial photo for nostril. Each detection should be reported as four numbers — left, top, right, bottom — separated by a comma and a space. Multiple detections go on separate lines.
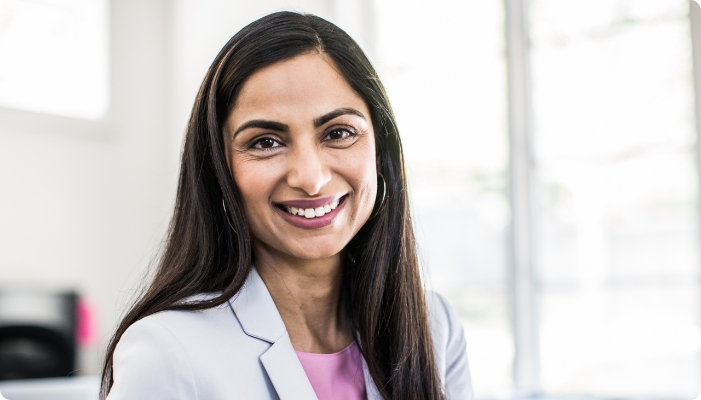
286, 159, 332, 194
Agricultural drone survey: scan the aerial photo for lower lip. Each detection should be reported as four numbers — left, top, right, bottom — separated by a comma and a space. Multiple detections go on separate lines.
276, 198, 347, 230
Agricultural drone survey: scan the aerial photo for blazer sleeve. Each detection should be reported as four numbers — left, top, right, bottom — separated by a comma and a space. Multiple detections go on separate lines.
106, 316, 199, 400
430, 292, 474, 400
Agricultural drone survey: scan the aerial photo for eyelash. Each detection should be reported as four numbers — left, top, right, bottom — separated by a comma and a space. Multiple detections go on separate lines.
249, 137, 282, 151
324, 127, 357, 141
247, 127, 357, 151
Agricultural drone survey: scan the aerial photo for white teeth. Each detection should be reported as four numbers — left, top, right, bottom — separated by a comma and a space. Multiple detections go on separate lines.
284, 197, 343, 218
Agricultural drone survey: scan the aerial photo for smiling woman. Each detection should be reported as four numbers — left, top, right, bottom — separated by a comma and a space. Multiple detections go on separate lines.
101, 11, 472, 400
228, 54, 377, 261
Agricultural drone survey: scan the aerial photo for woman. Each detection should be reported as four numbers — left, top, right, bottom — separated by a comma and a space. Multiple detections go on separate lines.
102, 11, 472, 400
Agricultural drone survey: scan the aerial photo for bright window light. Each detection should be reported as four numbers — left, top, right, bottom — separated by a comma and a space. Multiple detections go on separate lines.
531, 0, 700, 397
0, 0, 109, 120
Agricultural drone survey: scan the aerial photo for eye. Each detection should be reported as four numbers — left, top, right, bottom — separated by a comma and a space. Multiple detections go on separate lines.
324, 128, 355, 141
251, 137, 282, 150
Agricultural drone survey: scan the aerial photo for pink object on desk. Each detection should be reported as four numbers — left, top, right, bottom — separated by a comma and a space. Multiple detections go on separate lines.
76, 298, 96, 346
296, 342, 367, 400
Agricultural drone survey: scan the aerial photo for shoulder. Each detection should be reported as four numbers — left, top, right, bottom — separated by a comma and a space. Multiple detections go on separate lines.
114, 296, 239, 359
118, 296, 236, 347
140, 295, 234, 332
426, 291, 465, 364
425, 290, 464, 353
107, 298, 240, 400
108, 312, 201, 399
425, 291, 458, 336
425, 290, 474, 400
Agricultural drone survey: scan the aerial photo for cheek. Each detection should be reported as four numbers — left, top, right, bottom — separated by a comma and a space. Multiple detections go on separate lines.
230, 158, 284, 247
231, 158, 276, 215
342, 142, 378, 214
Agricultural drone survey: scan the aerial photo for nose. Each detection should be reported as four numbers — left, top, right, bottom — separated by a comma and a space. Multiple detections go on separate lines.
286, 141, 331, 196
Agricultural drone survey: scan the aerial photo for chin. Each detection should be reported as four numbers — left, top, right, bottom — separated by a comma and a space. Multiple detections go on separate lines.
288, 246, 345, 261
280, 238, 348, 261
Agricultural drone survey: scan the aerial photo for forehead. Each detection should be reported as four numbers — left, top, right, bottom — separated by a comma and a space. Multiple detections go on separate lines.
230, 52, 368, 123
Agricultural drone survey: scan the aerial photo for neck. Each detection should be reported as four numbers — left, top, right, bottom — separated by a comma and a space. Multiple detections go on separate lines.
253, 241, 353, 354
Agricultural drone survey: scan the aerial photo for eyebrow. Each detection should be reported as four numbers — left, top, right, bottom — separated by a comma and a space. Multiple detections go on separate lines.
313, 107, 365, 127
232, 107, 366, 137
233, 120, 288, 136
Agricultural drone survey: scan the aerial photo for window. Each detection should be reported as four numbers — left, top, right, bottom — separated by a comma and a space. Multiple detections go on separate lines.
373, 0, 701, 397
0, 0, 109, 120
531, 0, 699, 396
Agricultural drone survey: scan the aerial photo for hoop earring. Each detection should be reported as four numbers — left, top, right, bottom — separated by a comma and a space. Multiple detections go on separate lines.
222, 199, 237, 233
371, 174, 387, 218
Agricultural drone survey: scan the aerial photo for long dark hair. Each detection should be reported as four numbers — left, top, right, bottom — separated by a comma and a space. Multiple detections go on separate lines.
101, 11, 443, 400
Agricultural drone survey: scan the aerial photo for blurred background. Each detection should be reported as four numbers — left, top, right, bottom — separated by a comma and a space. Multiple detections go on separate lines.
0, 0, 700, 399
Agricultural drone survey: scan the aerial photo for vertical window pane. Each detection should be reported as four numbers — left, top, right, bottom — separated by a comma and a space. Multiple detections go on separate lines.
530, 0, 700, 397
375, 1, 511, 396
0, 0, 109, 119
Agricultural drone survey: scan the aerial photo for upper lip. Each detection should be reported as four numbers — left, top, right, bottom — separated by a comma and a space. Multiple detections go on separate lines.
275, 195, 344, 209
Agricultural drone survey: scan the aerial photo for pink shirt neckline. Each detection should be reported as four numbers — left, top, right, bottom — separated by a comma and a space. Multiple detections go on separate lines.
295, 342, 355, 357
296, 342, 367, 400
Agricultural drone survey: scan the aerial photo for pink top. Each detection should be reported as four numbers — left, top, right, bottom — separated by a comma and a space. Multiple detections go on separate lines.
296, 342, 367, 400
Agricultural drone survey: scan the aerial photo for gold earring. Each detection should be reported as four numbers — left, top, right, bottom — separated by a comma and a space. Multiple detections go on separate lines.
222, 199, 237, 233
371, 174, 387, 218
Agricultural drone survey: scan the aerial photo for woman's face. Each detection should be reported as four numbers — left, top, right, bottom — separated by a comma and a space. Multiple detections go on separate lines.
224, 52, 377, 261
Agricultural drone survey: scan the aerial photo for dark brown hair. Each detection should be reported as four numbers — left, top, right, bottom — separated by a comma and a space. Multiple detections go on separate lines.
101, 11, 443, 400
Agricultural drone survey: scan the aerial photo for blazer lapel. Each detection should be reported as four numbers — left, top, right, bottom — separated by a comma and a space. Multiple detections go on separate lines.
362, 358, 382, 400
229, 267, 318, 400
260, 331, 318, 400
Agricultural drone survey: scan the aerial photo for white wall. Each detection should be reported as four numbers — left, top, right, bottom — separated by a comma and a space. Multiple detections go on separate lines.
0, 0, 333, 374
170, 0, 332, 145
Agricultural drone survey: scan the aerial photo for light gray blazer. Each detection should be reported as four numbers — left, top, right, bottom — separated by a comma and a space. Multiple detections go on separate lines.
107, 268, 473, 399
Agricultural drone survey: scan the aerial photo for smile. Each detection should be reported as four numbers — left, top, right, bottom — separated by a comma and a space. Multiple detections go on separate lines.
274, 195, 348, 229
284, 198, 340, 219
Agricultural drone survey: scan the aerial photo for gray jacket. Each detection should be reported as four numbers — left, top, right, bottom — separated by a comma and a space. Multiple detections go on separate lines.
107, 267, 473, 399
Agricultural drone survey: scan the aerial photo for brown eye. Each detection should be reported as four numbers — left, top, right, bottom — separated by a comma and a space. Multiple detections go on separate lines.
325, 128, 353, 141
252, 137, 281, 149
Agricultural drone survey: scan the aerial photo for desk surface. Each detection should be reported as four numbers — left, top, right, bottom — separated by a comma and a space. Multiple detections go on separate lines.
0, 376, 99, 400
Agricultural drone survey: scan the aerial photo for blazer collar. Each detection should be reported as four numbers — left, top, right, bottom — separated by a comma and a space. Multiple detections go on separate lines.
362, 358, 383, 400
229, 266, 381, 400
229, 267, 318, 399
229, 266, 285, 343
